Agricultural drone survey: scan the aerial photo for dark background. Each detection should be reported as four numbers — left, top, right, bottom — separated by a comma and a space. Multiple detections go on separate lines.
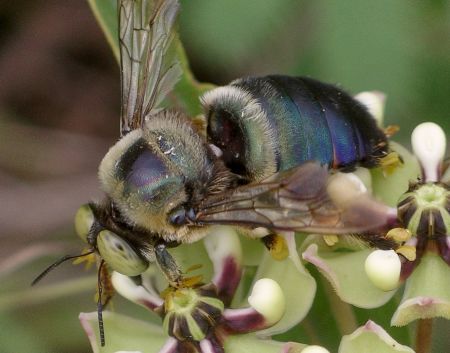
0, 1, 448, 352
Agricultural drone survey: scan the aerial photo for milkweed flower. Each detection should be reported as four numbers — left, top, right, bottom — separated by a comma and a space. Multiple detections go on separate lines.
78, 92, 422, 353
78, 225, 415, 353
79, 227, 307, 353
389, 122, 450, 326
299, 91, 420, 310
301, 119, 450, 328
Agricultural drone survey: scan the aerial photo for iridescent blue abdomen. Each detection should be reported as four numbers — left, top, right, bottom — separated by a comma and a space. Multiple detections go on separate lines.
201, 75, 388, 182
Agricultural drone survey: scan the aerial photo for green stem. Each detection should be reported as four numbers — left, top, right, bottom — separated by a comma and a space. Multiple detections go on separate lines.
301, 317, 323, 345
320, 276, 358, 335
0, 276, 96, 311
416, 319, 433, 353
86, 0, 119, 62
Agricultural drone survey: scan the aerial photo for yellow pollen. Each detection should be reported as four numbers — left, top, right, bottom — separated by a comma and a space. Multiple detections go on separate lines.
386, 228, 412, 243
396, 245, 416, 261
323, 234, 339, 246
72, 248, 96, 270
268, 234, 289, 261
379, 151, 403, 175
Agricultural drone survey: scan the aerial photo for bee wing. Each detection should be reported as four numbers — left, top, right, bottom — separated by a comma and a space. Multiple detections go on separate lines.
194, 162, 390, 234
119, 0, 182, 135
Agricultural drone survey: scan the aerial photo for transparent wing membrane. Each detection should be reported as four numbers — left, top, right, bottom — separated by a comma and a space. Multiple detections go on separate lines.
119, 0, 182, 135
195, 162, 390, 234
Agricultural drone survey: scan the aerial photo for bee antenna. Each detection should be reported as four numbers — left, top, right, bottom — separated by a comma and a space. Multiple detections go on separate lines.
31, 250, 95, 286
97, 259, 106, 346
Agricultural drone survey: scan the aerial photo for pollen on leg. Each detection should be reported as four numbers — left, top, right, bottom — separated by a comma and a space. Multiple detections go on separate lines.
262, 234, 289, 261
72, 248, 97, 269
323, 234, 339, 246
180, 264, 204, 288
379, 151, 403, 175
384, 125, 400, 138
181, 275, 204, 288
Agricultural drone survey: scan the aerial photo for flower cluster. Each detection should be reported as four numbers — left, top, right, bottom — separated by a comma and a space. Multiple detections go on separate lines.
364, 122, 450, 327
80, 227, 307, 353
79, 93, 448, 353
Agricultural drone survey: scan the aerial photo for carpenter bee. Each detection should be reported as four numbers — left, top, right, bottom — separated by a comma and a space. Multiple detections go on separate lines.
91, 0, 395, 281
34, 0, 396, 343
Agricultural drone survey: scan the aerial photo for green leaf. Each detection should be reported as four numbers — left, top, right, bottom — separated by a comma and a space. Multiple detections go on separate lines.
253, 245, 316, 337
87, 0, 119, 61
79, 311, 167, 353
339, 321, 414, 353
80, 312, 307, 353
391, 253, 450, 326
352, 294, 414, 348
225, 334, 306, 353
277, 264, 342, 349
237, 233, 266, 267
302, 240, 396, 309
171, 42, 215, 116
87, 0, 213, 117
371, 141, 421, 207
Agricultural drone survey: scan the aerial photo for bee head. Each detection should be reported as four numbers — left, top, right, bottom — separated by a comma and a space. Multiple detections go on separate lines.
98, 111, 234, 244
74, 202, 151, 276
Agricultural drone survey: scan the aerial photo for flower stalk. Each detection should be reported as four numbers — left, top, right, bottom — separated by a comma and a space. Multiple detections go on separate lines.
415, 318, 433, 353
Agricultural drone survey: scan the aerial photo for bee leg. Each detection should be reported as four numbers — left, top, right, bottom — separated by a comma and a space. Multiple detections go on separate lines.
379, 151, 403, 174
261, 233, 289, 261
155, 243, 183, 288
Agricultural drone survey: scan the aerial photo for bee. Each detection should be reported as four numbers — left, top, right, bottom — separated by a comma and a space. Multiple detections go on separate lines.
34, 0, 396, 344
92, 0, 395, 279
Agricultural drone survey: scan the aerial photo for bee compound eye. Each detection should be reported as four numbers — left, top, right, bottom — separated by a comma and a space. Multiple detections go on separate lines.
97, 230, 149, 276
74, 204, 94, 243
168, 207, 187, 226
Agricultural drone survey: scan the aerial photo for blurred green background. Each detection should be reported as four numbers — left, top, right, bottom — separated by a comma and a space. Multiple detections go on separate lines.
179, 0, 450, 141
0, 0, 448, 352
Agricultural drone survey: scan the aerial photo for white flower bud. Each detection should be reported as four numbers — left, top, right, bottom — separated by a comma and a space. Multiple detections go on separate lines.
327, 172, 367, 207
248, 278, 285, 325
365, 250, 401, 291
411, 122, 446, 182
301, 345, 331, 353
